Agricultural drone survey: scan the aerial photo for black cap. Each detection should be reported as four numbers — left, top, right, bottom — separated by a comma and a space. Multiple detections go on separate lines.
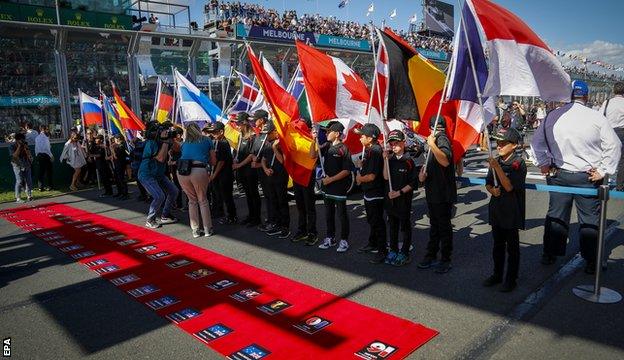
252, 109, 269, 120
429, 115, 446, 130
354, 123, 381, 139
387, 129, 405, 142
234, 112, 251, 124
207, 121, 225, 132
260, 121, 276, 134
327, 121, 345, 134
491, 128, 521, 144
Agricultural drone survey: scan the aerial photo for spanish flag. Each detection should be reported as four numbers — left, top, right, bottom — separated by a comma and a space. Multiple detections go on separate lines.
247, 45, 315, 186
224, 118, 240, 150
378, 28, 457, 135
152, 78, 174, 123
112, 82, 146, 131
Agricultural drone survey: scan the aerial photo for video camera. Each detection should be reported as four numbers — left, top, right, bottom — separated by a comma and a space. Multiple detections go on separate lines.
145, 121, 175, 142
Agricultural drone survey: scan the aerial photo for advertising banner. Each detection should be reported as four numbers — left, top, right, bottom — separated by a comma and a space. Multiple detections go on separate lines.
424, 0, 455, 37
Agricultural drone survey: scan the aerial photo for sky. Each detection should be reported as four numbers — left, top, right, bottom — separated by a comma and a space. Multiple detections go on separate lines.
181, 0, 624, 71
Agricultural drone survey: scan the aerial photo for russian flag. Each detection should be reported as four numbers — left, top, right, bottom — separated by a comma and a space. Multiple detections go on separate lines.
79, 91, 103, 126
468, 0, 571, 102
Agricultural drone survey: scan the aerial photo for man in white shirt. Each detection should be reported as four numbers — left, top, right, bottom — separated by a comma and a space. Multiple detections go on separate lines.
34, 125, 54, 191
24, 122, 38, 146
531, 80, 621, 274
600, 81, 624, 191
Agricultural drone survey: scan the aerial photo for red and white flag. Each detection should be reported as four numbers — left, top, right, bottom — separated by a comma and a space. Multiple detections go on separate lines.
368, 29, 389, 122
296, 40, 371, 124
468, 0, 571, 102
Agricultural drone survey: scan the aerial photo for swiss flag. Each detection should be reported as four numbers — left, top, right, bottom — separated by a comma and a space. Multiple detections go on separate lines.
296, 41, 370, 124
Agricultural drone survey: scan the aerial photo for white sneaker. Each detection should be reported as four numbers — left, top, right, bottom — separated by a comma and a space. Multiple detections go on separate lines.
336, 239, 349, 253
318, 237, 336, 249
15, 198, 24, 203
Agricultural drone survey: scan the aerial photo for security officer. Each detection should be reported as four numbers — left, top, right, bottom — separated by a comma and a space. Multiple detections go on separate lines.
250, 110, 273, 231
483, 128, 526, 292
232, 112, 262, 226
354, 123, 387, 263
418, 115, 457, 274
383, 129, 418, 267
260, 122, 290, 238
208, 121, 237, 224
532, 80, 621, 273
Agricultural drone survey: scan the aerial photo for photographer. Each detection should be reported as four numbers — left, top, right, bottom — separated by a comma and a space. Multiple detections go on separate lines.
10, 133, 33, 203
138, 121, 179, 229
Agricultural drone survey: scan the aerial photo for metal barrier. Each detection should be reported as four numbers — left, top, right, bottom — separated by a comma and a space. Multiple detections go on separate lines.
457, 176, 622, 304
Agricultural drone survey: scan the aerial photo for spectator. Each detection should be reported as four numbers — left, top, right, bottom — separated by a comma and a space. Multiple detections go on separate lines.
60, 131, 87, 191
35, 125, 54, 191
600, 81, 624, 191
10, 133, 33, 203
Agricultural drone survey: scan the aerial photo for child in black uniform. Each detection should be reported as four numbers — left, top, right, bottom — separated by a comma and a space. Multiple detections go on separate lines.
111, 135, 129, 199
208, 121, 237, 224
310, 121, 353, 253
354, 123, 387, 263
383, 130, 418, 266
483, 128, 526, 292
260, 122, 291, 238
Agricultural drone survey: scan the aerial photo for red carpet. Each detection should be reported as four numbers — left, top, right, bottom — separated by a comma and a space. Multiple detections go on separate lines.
1, 203, 438, 359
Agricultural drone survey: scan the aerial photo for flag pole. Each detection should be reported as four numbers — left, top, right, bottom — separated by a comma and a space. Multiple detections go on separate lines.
99, 82, 115, 171
151, 77, 161, 122
246, 76, 257, 113
297, 38, 326, 175
224, 89, 241, 115
370, 26, 393, 192
171, 66, 180, 125
457, 0, 497, 185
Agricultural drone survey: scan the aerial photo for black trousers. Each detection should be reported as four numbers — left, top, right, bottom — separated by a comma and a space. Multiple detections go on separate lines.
364, 199, 386, 253
258, 170, 275, 224
324, 197, 349, 240
239, 169, 261, 222
113, 163, 128, 196
215, 171, 237, 219
425, 201, 453, 262
294, 177, 317, 235
96, 160, 113, 194
543, 172, 600, 263
492, 225, 520, 282
84, 160, 97, 184
36, 153, 53, 189
388, 214, 411, 255
170, 165, 186, 208
267, 174, 289, 229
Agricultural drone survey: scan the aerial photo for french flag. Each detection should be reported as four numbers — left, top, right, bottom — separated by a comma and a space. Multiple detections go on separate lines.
79, 91, 103, 126
229, 71, 259, 114
445, 0, 495, 159
468, 0, 571, 102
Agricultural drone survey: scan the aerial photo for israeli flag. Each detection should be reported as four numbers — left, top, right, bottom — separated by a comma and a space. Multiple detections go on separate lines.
174, 69, 223, 124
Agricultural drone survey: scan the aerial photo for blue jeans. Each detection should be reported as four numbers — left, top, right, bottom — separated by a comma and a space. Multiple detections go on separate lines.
139, 175, 179, 222
12, 164, 32, 199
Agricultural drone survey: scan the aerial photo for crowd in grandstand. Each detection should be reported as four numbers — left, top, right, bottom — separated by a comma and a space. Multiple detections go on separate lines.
206, 0, 453, 53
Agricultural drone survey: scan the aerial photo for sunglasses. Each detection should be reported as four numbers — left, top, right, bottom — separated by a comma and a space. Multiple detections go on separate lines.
496, 140, 510, 147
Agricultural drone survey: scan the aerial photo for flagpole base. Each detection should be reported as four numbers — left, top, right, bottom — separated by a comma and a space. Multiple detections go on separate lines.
573, 285, 622, 304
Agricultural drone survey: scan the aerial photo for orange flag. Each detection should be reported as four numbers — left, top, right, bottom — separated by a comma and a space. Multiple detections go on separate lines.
247, 45, 315, 186
112, 82, 145, 131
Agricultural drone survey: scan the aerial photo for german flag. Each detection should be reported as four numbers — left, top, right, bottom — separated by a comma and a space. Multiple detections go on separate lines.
378, 28, 457, 135
152, 78, 174, 123
247, 45, 316, 186
112, 82, 146, 131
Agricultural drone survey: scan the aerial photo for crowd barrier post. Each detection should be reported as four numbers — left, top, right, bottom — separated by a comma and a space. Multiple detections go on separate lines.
572, 183, 622, 304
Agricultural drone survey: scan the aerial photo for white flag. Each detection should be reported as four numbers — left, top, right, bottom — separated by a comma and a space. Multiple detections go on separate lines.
389, 8, 397, 19
366, 3, 374, 17
409, 13, 418, 24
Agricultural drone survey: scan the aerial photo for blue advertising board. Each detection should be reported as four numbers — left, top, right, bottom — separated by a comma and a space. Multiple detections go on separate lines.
0, 96, 59, 107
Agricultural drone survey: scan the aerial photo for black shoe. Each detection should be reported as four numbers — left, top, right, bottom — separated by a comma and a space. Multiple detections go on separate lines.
584, 262, 596, 275
266, 227, 282, 236
541, 254, 556, 265
241, 217, 252, 225
119, 194, 129, 200
434, 261, 452, 274
370, 252, 388, 264
304, 233, 319, 246
499, 281, 517, 292
482, 275, 503, 287
219, 216, 237, 225
417, 257, 437, 269
113, 193, 121, 198
291, 231, 307, 243
357, 244, 376, 253
278, 229, 291, 239
259, 223, 274, 232
246, 219, 261, 228
99, 193, 112, 198
160, 215, 178, 224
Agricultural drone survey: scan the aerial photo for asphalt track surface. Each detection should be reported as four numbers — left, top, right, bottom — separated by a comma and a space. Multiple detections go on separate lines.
2, 153, 624, 359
